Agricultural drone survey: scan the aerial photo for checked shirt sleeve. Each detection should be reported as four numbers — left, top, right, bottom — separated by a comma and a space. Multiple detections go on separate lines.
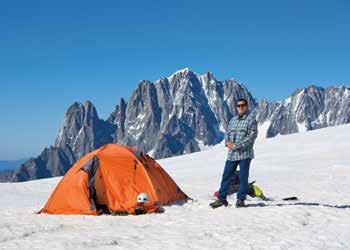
224, 118, 234, 142
234, 118, 258, 150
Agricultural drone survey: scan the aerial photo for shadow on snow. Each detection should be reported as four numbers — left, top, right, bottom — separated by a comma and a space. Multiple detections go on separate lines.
246, 202, 350, 209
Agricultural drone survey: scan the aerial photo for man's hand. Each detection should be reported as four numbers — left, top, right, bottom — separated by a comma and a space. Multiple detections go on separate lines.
225, 141, 235, 149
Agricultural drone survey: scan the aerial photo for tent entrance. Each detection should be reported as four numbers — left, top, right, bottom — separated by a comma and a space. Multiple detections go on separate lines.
81, 156, 109, 214
94, 168, 108, 207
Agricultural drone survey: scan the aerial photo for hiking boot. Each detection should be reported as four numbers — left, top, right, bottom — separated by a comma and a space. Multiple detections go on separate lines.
209, 199, 228, 209
235, 199, 245, 208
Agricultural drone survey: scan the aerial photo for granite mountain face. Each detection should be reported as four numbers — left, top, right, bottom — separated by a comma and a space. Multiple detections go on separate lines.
55, 101, 115, 160
107, 69, 256, 159
11, 101, 115, 182
4, 69, 349, 182
256, 85, 350, 138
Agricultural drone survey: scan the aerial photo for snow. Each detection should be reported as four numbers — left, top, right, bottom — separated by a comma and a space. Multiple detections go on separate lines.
173, 84, 186, 106
136, 113, 146, 120
134, 131, 142, 139
297, 121, 307, 133
284, 96, 292, 106
147, 148, 155, 157
317, 112, 325, 124
167, 68, 190, 82
1, 125, 350, 249
55, 118, 67, 146
195, 139, 215, 152
127, 116, 146, 139
293, 89, 305, 113
200, 75, 207, 91
56, 129, 64, 145
195, 138, 206, 150
197, 74, 222, 130
127, 124, 136, 130
72, 127, 84, 151
257, 121, 271, 140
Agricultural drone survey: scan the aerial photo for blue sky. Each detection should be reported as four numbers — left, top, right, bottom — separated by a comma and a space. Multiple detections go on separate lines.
1, 0, 349, 160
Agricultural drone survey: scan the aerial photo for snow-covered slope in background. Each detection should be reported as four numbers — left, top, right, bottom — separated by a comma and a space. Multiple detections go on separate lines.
0, 125, 350, 249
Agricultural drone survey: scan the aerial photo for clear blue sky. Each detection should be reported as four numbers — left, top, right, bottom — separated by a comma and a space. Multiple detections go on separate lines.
1, 0, 349, 160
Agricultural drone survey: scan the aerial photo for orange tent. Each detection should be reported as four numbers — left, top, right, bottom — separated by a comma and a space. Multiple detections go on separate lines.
41, 144, 188, 215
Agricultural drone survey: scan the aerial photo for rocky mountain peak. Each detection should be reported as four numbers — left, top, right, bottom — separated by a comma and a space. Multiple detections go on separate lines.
55, 100, 115, 159
4, 69, 349, 183
83, 100, 99, 126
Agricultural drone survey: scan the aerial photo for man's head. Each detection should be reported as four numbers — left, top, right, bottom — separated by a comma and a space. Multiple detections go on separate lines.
236, 98, 248, 116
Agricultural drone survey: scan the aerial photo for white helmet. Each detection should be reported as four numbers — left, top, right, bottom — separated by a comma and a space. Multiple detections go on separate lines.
137, 193, 150, 203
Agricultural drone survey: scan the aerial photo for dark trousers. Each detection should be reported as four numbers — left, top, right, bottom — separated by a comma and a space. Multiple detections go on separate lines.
218, 158, 251, 201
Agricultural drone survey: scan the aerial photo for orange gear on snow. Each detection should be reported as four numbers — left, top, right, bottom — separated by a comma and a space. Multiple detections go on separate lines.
41, 144, 188, 215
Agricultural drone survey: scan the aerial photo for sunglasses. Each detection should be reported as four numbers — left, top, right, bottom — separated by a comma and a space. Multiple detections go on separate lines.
237, 103, 247, 108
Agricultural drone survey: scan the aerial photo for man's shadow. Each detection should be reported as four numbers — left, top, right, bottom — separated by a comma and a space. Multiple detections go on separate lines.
246, 202, 350, 209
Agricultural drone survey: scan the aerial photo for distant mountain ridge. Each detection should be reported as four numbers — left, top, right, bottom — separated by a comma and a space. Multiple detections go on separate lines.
3, 68, 349, 182
0, 159, 27, 182
257, 85, 350, 138
0, 159, 27, 171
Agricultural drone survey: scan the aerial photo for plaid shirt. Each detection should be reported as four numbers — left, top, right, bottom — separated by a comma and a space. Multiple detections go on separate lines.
225, 111, 258, 161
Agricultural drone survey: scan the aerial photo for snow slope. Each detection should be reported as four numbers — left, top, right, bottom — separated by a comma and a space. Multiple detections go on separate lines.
1, 125, 350, 250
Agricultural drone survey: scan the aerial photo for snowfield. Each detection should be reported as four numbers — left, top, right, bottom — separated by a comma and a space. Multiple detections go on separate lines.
1, 125, 350, 250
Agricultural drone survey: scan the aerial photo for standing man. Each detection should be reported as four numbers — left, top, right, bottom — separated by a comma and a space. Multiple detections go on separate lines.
210, 98, 258, 208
